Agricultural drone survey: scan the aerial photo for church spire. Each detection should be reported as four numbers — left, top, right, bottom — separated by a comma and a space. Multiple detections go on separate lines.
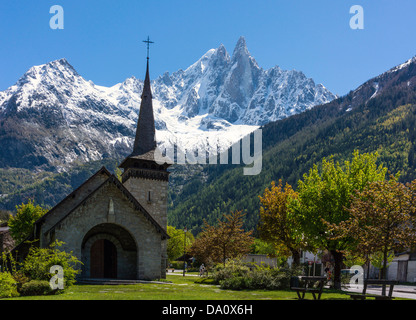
119, 37, 170, 183
131, 40, 156, 157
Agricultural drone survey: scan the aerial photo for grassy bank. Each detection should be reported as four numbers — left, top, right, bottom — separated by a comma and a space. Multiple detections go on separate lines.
4, 274, 352, 300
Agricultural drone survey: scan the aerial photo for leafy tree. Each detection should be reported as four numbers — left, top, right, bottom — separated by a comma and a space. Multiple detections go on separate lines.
370, 251, 395, 280
190, 211, 254, 267
258, 180, 305, 266
291, 150, 388, 289
342, 251, 366, 269
328, 176, 416, 284
250, 238, 277, 256
167, 225, 194, 262
8, 200, 48, 244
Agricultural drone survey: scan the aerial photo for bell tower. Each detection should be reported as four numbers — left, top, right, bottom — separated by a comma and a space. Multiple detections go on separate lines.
119, 37, 171, 230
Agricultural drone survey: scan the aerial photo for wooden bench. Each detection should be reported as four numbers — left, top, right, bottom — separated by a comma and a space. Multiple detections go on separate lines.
349, 279, 398, 300
290, 276, 327, 300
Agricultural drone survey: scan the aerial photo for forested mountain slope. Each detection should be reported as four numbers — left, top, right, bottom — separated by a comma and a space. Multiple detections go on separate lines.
168, 56, 416, 234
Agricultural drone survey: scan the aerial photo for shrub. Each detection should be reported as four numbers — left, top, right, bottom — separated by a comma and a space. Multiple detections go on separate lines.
170, 261, 186, 270
211, 259, 303, 291
13, 270, 30, 293
0, 272, 19, 298
271, 266, 304, 289
248, 268, 280, 290
20, 241, 82, 289
20, 280, 52, 296
220, 276, 251, 290
211, 259, 250, 284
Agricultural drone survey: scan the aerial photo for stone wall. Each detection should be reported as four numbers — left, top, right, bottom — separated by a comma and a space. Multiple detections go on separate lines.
123, 172, 169, 278
122, 173, 168, 230
40, 180, 164, 280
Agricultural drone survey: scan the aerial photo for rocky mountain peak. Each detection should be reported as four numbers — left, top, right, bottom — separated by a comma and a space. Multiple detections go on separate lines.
0, 37, 337, 170
232, 36, 249, 57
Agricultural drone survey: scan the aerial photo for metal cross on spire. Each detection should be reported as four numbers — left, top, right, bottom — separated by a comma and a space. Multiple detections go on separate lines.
143, 36, 154, 60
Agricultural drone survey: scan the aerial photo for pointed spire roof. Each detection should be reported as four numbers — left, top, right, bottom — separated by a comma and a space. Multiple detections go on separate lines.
131, 59, 157, 157
119, 39, 172, 173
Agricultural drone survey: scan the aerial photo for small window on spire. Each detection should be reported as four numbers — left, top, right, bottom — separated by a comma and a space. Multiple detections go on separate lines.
147, 191, 152, 204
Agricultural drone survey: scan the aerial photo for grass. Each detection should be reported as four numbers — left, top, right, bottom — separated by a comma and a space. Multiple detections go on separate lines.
4, 274, 353, 300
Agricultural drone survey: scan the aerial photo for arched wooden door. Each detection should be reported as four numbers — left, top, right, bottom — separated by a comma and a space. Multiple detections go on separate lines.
90, 239, 117, 278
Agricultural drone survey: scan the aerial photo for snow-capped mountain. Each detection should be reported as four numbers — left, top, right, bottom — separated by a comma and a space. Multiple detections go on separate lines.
0, 36, 336, 171
152, 36, 335, 125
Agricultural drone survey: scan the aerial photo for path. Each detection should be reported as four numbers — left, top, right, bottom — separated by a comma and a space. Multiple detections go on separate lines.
343, 284, 416, 300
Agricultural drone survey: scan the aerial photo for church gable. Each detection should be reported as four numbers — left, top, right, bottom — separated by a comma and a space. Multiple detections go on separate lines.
37, 167, 111, 234
41, 173, 168, 244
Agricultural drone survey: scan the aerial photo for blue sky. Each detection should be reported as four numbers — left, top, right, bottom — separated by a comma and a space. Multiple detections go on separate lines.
0, 0, 415, 96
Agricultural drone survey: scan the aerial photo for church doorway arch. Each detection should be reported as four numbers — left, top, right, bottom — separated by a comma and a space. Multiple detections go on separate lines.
90, 239, 117, 278
82, 223, 138, 279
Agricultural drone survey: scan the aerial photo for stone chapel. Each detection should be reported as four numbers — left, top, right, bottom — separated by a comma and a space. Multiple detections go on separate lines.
14, 56, 171, 281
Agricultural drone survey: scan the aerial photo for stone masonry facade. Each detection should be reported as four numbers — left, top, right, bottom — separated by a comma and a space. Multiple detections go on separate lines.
36, 171, 168, 281
122, 170, 168, 278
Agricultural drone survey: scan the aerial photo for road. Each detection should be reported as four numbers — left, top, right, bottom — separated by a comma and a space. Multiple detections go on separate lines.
343, 284, 416, 300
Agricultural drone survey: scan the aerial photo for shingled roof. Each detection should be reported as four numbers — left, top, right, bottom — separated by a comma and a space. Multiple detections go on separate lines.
131, 60, 157, 157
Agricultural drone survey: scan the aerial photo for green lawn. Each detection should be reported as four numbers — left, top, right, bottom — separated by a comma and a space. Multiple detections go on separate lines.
4, 274, 352, 300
